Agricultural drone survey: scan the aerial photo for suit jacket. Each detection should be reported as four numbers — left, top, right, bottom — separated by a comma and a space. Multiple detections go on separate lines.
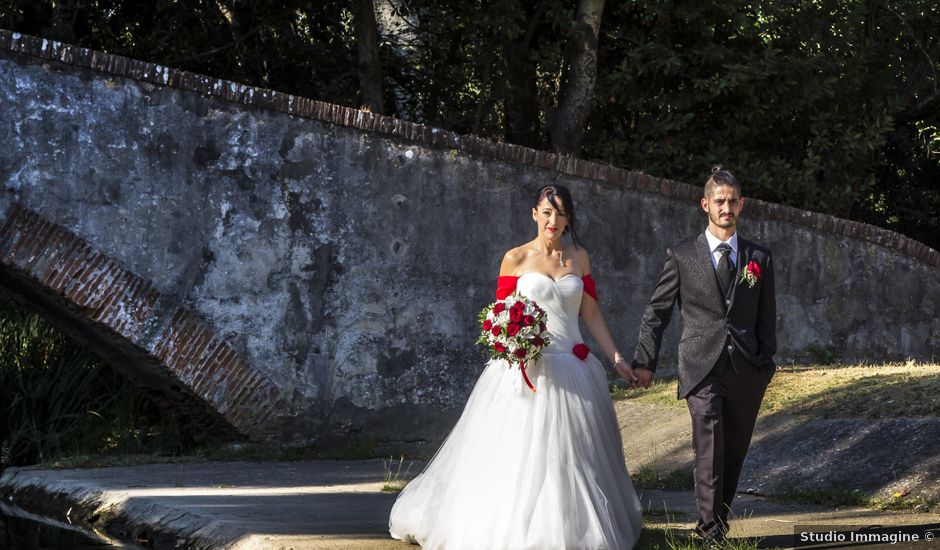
632, 232, 777, 397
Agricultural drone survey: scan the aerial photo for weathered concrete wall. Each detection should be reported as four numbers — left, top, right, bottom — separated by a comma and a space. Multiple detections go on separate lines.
0, 30, 937, 448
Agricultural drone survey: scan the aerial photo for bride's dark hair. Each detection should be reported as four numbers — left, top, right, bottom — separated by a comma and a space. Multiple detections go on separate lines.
534, 184, 582, 248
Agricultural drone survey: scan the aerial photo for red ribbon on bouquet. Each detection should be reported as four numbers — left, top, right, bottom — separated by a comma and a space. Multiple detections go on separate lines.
519, 361, 535, 392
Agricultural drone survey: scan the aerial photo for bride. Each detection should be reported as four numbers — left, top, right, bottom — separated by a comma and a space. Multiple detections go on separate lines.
389, 184, 643, 549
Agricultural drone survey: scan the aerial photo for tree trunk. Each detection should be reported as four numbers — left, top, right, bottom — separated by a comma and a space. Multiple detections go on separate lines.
549, 0, 605, 156
425, 32, 463, 125
902, 38, 939, 107
374, 0, 416, 119
502, 43, 541, 148
354, 0, 385, 114
500, 3, 547, 148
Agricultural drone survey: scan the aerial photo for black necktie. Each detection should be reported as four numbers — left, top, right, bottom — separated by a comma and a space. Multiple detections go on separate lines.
717, 243, 734, 293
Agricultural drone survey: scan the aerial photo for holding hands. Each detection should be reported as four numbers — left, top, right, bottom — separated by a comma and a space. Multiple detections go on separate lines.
630, 365, 654, 388
613, 353, 653, 389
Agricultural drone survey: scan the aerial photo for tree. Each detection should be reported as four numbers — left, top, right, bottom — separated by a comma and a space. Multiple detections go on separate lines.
354, 0, 385, 114
2, 0, 938, 249
549, 0, 605, 155
586, 0, 939, 247
500, 2, 544, 148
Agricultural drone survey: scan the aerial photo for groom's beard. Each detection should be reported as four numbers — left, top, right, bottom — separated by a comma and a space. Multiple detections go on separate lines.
710, 212, 737, 228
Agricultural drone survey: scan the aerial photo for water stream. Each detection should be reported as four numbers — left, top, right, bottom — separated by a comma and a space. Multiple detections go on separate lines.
0, 502, 142, 549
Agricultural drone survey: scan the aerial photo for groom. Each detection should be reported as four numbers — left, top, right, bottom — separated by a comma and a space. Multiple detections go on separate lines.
628, 166, 776, 541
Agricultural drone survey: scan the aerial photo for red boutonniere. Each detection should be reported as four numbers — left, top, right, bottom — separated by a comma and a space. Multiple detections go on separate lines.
741, 260, 761, 288
572, 343, 590, 360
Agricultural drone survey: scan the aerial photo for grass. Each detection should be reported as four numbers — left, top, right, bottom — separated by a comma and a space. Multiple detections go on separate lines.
870, 492, 939, 511
382, 455, 413, 492
634, 473, 938, 518
761, 363, 940, 418
637, 527, 764, 550
0, 293, 408, 469
611, 378, 678, 407
633, 465, 695, 491
43, 437, 395, 469
766, 486, 939, 512
637, 509, 765, 550
768, 487, 869, 507
0, 294, 390, 470
45, 443, 317, 469
615, 363, 940, 516
0, 295, 194, 469
612, 362, 940, 419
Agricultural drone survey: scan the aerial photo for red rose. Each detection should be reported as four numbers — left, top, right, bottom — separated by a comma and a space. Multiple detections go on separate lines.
572, 343, 589, 360
493, 342, 507, 353
747, 260, 761, 278
482, 319, 493, 331
522, 315, 535, 326
493, 302, 506, 315
491, 326, 501, 337
513, 348, 527, 359
530, 336, 544, 347
507, 323, 521, 337
510, 308, 523, 322
539, 322, 546, 332
513, 300, 525, 311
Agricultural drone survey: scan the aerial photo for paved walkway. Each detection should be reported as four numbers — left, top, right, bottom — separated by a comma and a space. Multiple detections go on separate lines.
2, 460, 938, 549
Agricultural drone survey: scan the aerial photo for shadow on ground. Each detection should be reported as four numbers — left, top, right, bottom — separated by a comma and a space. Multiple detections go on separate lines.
617, 368, 940, 507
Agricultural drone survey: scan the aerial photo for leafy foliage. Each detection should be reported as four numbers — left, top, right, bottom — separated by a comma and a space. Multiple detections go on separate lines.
588, 1, 940, 248
1, 0, 938, 248
0, 294, 188, 467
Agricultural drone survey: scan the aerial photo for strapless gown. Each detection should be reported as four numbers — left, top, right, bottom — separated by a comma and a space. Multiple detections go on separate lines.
389, 272, 642, 549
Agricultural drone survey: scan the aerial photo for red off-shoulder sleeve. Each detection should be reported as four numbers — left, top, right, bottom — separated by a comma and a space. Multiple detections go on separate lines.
496, 276, 519, 300
582, 274, 598, 301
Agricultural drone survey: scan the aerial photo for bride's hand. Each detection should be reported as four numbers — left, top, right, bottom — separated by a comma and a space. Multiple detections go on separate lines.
614, 358, 638, 386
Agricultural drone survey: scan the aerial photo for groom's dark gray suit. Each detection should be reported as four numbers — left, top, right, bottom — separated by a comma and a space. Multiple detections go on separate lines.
632, 231, 777, 536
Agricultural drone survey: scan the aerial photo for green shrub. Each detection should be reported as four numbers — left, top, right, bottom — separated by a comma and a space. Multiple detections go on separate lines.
0, 294, 187, 467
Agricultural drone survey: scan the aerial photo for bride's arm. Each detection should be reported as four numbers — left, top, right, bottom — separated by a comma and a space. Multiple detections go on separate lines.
577, 251, 637, 384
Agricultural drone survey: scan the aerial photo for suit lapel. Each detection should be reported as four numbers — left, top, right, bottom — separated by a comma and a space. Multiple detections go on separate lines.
728, 237, 751, 309
695, 233, 727, 312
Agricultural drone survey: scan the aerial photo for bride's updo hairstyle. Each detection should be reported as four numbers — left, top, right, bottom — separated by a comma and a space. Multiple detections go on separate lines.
704, 164, 741, 198
534, 184, 583, 248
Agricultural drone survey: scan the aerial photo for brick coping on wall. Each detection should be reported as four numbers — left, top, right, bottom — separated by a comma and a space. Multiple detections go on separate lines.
2, 29, 938, 270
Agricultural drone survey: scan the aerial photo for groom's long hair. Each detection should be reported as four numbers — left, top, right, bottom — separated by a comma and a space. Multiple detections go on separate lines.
535, 184, 583, 249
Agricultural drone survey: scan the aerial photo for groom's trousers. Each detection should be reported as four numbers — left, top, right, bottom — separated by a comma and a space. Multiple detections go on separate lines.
686, 351, 770, 537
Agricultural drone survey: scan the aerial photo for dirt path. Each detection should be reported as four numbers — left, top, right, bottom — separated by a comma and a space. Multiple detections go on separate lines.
615, 389, 940, 508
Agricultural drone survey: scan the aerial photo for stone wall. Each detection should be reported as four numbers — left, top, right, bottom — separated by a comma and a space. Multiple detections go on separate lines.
0, 30, 937, 447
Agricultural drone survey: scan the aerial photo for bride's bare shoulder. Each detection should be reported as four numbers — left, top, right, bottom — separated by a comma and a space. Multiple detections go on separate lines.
500, 244, 531, 276
568, 245, 591, 275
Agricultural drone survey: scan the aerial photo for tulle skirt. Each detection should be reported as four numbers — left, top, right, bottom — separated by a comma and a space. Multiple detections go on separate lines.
388, 352, 642, 550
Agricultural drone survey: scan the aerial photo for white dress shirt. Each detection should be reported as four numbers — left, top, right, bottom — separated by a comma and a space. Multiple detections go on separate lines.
705, 229, 739, 270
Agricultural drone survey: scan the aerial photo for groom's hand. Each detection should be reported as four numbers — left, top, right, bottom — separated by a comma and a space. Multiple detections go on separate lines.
633, 367, 654, 388
614, 360, 638, 386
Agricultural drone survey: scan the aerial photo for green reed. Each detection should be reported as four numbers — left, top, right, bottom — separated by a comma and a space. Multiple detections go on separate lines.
0, 294, 187, 467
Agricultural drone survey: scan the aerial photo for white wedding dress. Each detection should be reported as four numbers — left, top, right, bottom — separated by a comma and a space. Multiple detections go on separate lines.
389, 272, 642, 549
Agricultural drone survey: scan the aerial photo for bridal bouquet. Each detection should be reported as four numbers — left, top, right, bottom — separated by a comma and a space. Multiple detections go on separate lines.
476, 294, 550, 392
